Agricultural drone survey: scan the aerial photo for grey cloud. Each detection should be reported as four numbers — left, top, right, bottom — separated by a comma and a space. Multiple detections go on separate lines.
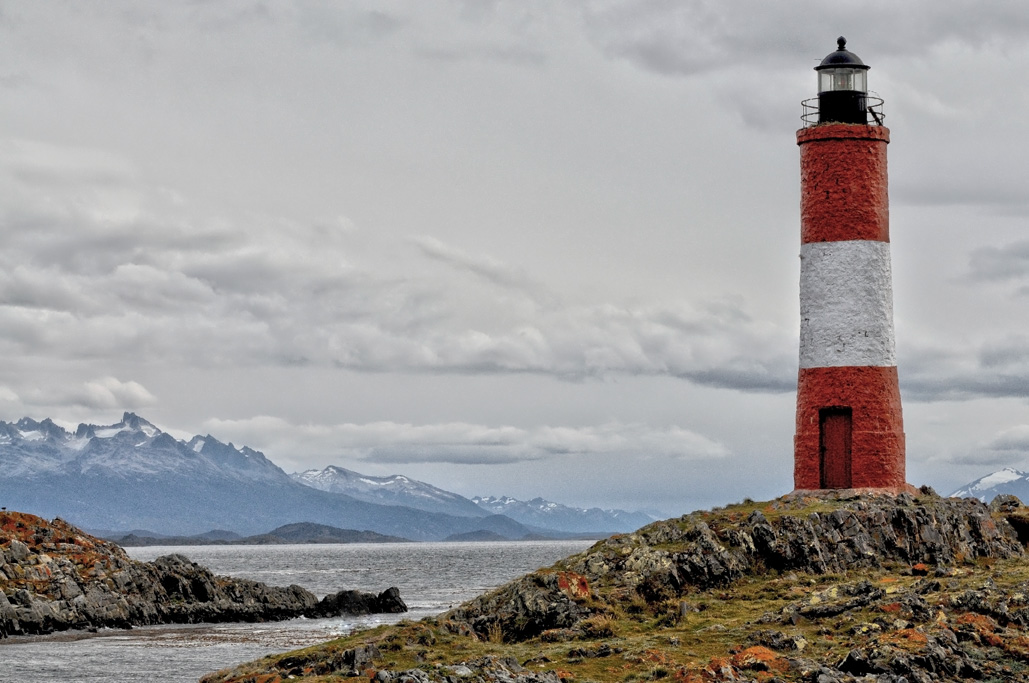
0, 266, 93, 313
986, 426, 1029, 452
581, 1, 1029, 78
411, 235, 550, 299
979, 338, 1029, 369
931, 449, 1024, 467
897, 311, 1029, 401
895, 182, 1029, 213
22, 377, 157, 411
968, 242, 1029, 282
297, 7, 405, 48
203, 416, 729, 467
415, 44, 548, 66
686, 365, 795, 393
928, 426, 1029, 468
0, 144, 795, 392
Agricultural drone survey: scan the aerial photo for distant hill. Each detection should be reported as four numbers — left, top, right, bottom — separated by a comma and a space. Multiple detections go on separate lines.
261, 522, 408, 544
107, 522, 409, 546
950, 467, 1029, 502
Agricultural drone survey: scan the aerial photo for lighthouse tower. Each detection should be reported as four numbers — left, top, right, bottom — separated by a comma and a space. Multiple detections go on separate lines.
794, 38, 907, 491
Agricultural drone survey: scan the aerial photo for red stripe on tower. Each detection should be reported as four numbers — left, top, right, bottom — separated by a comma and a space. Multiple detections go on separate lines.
793, 38, 907, 492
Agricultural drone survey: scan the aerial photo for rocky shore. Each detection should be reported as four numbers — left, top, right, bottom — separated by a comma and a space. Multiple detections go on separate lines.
0, 510, 406, 637
204, 489, 1029, 683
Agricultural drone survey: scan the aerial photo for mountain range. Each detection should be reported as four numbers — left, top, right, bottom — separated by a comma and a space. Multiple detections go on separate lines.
472, 495, 654, 533
0, 413, 652, 540
291, 466, 487, 517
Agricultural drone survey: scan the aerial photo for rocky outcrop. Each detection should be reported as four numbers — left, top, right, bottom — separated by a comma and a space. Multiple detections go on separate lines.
0, 510, 405, 637
203, 489, 1029, 683
446, 489, 1023, 641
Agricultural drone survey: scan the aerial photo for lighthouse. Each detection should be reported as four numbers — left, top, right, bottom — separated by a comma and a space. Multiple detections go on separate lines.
794, 38, 907, 491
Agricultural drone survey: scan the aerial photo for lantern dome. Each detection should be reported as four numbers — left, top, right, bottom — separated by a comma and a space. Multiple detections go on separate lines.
816, 37, 868, 71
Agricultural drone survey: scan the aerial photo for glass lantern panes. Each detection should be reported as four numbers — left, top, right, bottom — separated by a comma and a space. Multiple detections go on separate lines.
819, 68, 867, 93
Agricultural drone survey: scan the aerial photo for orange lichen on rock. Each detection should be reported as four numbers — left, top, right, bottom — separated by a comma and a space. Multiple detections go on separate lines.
556, 572, 590, 600
879, 628, 929, 652
731, 646, 789, 673
957, 613, 1004, 647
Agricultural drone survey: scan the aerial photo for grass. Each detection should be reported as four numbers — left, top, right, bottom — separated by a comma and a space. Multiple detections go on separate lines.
206, 556, 1029, 682
148, 496, 1029, 682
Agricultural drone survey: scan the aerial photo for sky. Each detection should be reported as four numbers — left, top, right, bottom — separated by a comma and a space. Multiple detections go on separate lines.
2, 1, 1029, 517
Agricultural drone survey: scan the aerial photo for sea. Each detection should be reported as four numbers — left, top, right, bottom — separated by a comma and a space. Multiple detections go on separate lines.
0, 540, 595, 683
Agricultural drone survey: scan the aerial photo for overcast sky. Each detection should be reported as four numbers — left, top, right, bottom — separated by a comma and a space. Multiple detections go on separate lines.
2, 2, 1029, 517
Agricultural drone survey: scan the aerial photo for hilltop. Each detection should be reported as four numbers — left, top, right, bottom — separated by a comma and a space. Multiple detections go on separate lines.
203, 489, 1029, 683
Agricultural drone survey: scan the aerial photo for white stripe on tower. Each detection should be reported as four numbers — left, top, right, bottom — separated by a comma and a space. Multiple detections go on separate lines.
799, 240, 896, 369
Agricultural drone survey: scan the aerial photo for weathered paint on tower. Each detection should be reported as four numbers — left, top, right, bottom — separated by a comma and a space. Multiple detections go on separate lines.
794, 41, 907, 492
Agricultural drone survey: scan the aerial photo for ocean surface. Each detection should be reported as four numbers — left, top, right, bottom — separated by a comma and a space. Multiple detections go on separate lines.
0, 540, 594, 683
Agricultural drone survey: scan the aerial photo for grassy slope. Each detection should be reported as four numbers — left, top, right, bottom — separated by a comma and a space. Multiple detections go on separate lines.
195, 494, 1029, 681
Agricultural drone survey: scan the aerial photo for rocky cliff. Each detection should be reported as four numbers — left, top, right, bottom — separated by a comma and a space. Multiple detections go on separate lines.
203, 489, 1029, 683
0, 510, 405, 637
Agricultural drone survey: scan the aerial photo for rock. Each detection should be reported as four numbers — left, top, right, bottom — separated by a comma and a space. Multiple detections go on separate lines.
446, 571, 593, 641
6, 540, 30, 563
308, 586, 407, 617
990, 494, 1023, 513
749, 629, 808, 652
335, 644, 380, 676
0, 509, 406, 637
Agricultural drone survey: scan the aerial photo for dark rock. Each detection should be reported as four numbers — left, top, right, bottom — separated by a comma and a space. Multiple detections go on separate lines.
335, 644, 381, 676
309, 586, 407, 617
748, 629, 808, 652
990, 494, 1023, 514
446, 571, 593, 641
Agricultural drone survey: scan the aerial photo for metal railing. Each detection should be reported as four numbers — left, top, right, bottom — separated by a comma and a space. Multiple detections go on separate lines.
801, 94, 885, 127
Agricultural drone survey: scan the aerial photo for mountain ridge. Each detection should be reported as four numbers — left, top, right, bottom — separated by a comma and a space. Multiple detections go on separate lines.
0, 413, 536, 540
291, 465, 487, 518
472, 494, 655, 533
0, 412, 649, 539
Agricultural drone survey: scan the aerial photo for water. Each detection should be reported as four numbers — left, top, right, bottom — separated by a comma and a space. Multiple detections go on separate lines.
0, 541, 593, 683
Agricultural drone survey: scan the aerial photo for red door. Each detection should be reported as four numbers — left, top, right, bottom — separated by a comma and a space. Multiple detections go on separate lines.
819, 408, 852, 488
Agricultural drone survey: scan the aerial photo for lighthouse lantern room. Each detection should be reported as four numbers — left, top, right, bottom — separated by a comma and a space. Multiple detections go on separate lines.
793, 38, 908, 493
815, 37, 870, 125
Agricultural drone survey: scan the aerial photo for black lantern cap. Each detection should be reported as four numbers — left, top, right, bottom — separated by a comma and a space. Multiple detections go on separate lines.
815, 37, 870, 72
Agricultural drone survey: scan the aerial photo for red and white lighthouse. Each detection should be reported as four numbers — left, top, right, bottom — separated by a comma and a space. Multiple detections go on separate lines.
794, 38, 907, 492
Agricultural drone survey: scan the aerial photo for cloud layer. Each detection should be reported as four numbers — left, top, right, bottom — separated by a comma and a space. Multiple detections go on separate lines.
203, 415, 728, 467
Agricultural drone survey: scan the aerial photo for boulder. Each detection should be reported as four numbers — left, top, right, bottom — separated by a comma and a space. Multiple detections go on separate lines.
309, 586, 407, 617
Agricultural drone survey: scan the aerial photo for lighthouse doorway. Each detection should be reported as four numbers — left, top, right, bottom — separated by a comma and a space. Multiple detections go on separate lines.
819, 407, 853, 488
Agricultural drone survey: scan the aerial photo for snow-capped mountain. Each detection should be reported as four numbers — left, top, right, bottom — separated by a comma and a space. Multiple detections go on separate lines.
473, 495, 656, 534
291, 466, 487, 517
950, 467, 1029, 503
0, 413, 286, 482
0, 413, 536, 540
